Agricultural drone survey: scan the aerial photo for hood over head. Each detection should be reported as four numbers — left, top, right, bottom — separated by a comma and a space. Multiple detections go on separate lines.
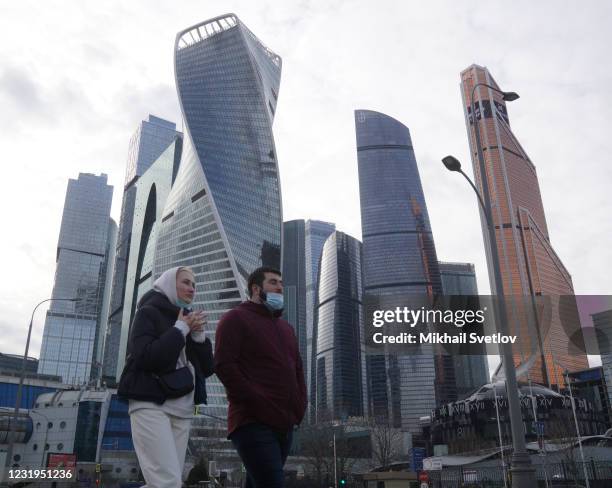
152, 266, 194, 307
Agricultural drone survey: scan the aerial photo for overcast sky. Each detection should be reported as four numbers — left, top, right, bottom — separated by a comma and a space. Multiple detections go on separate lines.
1, 1, 610, 369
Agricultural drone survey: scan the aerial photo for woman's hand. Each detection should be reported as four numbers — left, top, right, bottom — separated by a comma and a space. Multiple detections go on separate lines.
178, 309, 207, 334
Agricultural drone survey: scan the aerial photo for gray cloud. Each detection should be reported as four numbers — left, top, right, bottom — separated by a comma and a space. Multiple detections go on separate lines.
0, 66, 49, 119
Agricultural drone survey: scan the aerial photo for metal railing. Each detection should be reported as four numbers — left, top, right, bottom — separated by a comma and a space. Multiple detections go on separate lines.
426, 461, 612, 487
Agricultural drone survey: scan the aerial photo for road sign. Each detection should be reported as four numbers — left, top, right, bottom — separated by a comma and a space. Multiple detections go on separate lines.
410, 447, 426, 472
95, 464, 101, 473
423, 457, 443, 471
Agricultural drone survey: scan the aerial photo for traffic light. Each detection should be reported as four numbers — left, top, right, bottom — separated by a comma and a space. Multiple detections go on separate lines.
339, 474, 347, 485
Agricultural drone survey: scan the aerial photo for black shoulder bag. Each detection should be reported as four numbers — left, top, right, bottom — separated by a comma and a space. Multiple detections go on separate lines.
153, 367, 194, 398
141, 305, 194, 399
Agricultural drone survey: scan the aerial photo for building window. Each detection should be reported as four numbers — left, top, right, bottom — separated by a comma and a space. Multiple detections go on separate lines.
60, 421, 66, 429
115, 467, 122, 473
32, 444, 38, 451
13, 455, 20, 462
36, 422, 41, 430
45, 444, 49, 450
57, 443, 64, 451
47, 422, 53, 429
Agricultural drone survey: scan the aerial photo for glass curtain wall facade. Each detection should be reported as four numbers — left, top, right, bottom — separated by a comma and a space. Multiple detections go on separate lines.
460, 65, 588, 387
313, 231, 366, 422
282, 220, 307, 361
115, 138, 182, 377
39, 173, 114, 384
104, 116, 179, 382
355, 110, 442, 433
593, 309, 612, 416
438, 261, 490, 398
305, 220, 335, 421
151, 14, 282, 420
94, 219, 117, 381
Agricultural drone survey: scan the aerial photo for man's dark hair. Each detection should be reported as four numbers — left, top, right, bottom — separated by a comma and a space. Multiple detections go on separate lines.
247, 266, 281, 297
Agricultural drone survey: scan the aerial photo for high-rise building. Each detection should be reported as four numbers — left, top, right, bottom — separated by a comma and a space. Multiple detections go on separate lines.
282, 220, 307, 361
355, 109, 442, 433
39, 173, 114, 384
140, 14, 282, 420
305, 219, 335, 418
312, 231, 366, 422
593, 309, 612, 417
103, 115, 180, 382
438, 261, 490, 398
460, 64, 588, 386
114, 137, 183, 378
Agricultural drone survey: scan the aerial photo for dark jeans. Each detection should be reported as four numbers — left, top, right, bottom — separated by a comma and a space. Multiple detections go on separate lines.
230, 422, 293, 488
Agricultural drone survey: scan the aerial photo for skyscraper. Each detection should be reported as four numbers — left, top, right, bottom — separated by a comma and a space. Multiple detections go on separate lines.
305, 219, 335, 412
438, 261, 490, 398
143, 14, 283, 419
103, 115, 180, 382
460, 64, 588, 386
282, 220, 307, 361
355, 109, 442, 433
114, 137, 183, 378
313, 231, 366, 422
39, 173, 114, 384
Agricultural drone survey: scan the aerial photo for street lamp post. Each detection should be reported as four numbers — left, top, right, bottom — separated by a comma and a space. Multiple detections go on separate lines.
333, 430, 337, 488
492, 382, 509, 488
2, 297, 79, 483
442, 81, 536, 487
556, 365, 590, 488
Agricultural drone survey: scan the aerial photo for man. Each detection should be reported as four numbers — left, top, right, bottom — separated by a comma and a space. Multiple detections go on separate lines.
215, 267, 307, 488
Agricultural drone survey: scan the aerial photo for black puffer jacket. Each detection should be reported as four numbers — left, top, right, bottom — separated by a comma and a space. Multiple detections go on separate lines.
118, 289, 214, 405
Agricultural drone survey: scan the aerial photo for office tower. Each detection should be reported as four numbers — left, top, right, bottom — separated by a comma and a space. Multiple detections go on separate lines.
103, 115, 180, 382
39, 173, 114, 384
355, 109, 442, 433
593, 309, 612, 417
144, 14, 282, 419
460, 65, 588, 386
313, 231, 366, 422
114, 138, 183, 377
282, 220, 307, 361
438, 261, 490, 398
94, 219, 117, 381
305, 219, 335, 417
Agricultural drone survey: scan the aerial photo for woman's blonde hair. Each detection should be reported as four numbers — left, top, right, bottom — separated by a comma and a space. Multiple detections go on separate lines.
177, 266, 195, 278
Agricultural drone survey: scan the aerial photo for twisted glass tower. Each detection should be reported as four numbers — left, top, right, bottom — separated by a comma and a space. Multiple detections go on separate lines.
151, 14, 283, 419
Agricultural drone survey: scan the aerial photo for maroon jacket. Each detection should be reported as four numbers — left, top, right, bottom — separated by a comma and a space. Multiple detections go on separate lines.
215, 301, 307, 436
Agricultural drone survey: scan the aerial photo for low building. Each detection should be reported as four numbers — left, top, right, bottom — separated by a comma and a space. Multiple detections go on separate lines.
0, 353, 39, 375
429, 381, 608, 456
568, 366, 611, 430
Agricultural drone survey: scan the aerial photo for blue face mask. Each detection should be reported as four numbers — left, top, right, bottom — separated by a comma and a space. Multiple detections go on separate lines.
263, 292, 284, 311
176, 298, 192, 309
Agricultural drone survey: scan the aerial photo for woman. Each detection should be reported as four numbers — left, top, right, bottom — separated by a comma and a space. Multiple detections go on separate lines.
118, 266, 214, 488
